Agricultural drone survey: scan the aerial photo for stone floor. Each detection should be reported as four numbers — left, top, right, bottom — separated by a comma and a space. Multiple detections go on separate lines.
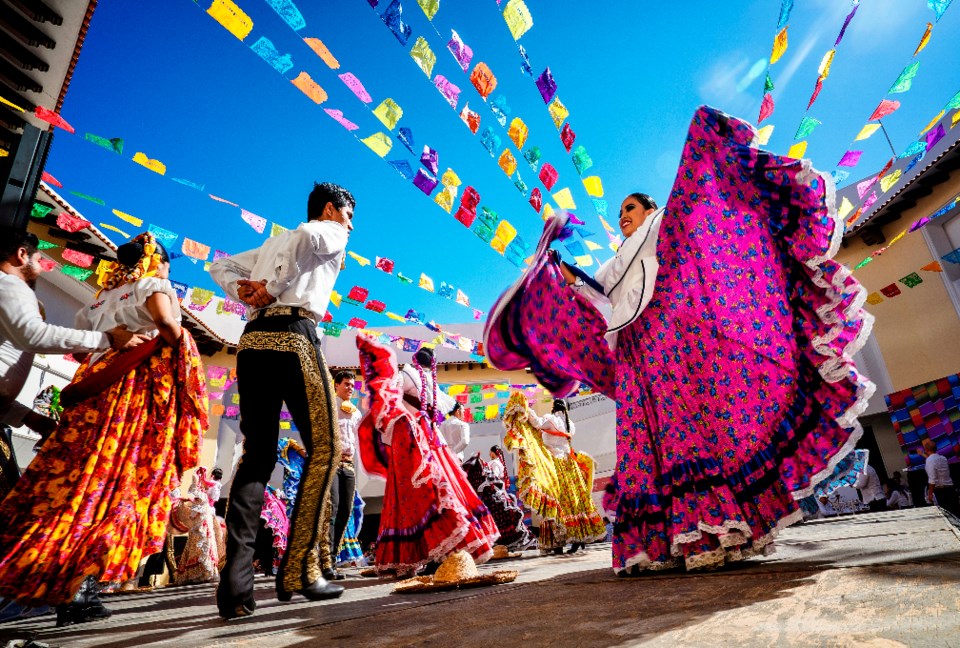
2, 507, 960, 648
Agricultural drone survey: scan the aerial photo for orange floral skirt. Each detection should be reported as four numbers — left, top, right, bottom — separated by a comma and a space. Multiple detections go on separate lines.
0, 332, 207, 606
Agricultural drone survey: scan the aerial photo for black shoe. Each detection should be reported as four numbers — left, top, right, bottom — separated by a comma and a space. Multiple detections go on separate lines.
276, 577, 344, 602
55, 602, 113, 627
567, 542, 584, 554
552, 546, 564, 555
419, 561, 440, 576
322, 567, 345, 581
219, 602, 255, 620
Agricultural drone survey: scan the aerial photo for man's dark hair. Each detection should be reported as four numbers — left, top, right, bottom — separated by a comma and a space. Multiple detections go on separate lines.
333, 369, 355, 385
0, 229, 38, 261
308, 182, 355, 221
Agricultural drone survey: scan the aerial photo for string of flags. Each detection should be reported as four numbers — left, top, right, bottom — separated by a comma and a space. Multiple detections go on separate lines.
862, 260, 946, 306
756, 0, 793, 126
783, 0, 860, 159
851, 190, 960, 272
830, 0, 955, 222
193, 0, 537, 270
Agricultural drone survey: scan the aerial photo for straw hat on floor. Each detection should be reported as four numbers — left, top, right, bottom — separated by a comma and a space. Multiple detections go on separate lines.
392, 551, 518, 594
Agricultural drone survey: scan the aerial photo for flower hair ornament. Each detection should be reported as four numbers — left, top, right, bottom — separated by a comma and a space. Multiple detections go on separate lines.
97, 232, 165, 296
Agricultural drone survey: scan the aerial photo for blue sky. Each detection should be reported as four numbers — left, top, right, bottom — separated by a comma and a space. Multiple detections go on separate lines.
45, 0, 960, 330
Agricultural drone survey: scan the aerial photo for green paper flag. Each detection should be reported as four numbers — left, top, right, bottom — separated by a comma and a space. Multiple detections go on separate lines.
84, 133, 124, 154
69, 191, 106, 206
888, 61, 920, 94
36, 239, 58, 250
794, 116, 821, 140
763, 73, 774, 94
397, 272, 414, 285
899, 272, 923, 288
853, 257, 873, 270
31, 203, 54, 219
61, 265, 93, 281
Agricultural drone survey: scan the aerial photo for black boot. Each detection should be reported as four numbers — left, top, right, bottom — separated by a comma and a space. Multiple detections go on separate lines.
567, 542, 584, 554
56, 577, 112, 627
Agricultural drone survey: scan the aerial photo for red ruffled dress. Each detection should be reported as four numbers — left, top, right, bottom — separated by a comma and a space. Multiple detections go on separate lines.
356, 335, 499, 573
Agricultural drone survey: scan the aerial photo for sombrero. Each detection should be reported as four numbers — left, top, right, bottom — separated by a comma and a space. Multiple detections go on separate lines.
491, 544, 521, 560
392, 551, 518, 594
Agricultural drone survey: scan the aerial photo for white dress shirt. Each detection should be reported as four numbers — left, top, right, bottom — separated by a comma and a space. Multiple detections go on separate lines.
488, 457, 505, 480
209, 220, 348, 323
439, 416, 470, 459
538, 412, 574, 458
0, 270, 109, 426
925, 452, 953, 488
886, 490, 908, 510
853, 464, 884, 503
336, 395, 361, 461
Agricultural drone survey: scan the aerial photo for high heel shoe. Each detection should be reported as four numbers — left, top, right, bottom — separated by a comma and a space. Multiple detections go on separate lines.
276, 576, 344, 602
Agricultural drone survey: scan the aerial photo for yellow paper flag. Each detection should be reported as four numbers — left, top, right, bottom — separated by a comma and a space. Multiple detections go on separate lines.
132, 152, 166, 175
787, 141, 807, 159
543, 204, 555, 219
585, 240, 603, 251
329, 290, 342, 308
817, 49, 836, 79
417, 0, 440, 20
419, 273, 434, 292
0, 96, 25, 112
879, 169, 902, 193
373, 98, 403, 130
583, 176, 604, 197
386, 311, 407, 323
552, 188, 576, 210
865, 292, 884, 305
409, 37, 436, 77
920, 111, 945, 136
484, 404, 499, 419
914, 22, 933, 57
303, 38, 339, 68
574, 255, 593, 267
440, 168, 461, 187
291, 71, 327, 104
508, 118, 528, 149
99, 223, 130, 239
207, 0, 253, 41
111, 209, 142, 227
495, 220, 517, 245
548, 97, 568, 129
361, 132, 392, 157
434, 187, 455, 213
756, 124, 774, 146
770, 27, 788, 65
888, 229, 907, 247
953, 111, 960, 129
347, 251, 371, 266
279, 421, 291, 430
838, 196, 854, 221
448, 384, 465, 396
855, 124, 881, 141
270, 223, 287, 237
490, 237, 507, 254
503, 0, 533, 40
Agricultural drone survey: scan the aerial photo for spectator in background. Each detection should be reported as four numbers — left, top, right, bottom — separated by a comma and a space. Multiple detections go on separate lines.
921, 439, 960, 517
854, 463, 887, 513
885, 480, 909, 510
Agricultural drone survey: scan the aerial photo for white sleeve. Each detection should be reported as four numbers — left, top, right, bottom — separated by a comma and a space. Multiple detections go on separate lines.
526, 408, 546, 429
266, 223, 348, 298
539, 413, 562, 432
454, 421, 470, 454
210, 247, 259, 301
853, 470, 869, 490
0, 279, 109, 353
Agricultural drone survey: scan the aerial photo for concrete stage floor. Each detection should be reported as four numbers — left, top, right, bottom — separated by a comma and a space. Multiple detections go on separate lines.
2, 507, 959, 648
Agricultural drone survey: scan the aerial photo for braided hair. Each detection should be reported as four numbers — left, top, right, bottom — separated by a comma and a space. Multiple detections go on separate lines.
490, 444, 509, 490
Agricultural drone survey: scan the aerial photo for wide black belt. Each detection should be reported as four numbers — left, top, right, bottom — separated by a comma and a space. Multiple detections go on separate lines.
250, 305, 314, 321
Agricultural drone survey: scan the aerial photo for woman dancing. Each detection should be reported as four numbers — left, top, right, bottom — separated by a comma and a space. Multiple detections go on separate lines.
355, 336, 498, 574
486, 106, 874, 574
0, 233, 207, 622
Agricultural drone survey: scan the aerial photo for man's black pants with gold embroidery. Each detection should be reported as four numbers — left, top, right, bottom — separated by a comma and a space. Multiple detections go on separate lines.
218, 313, 339, 613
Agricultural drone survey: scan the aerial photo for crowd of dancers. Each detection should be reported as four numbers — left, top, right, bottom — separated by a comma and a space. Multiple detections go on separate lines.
4, 106, 935, 629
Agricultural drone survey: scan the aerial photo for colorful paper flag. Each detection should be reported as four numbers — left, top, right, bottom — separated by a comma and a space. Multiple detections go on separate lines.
339, 72, 373, 103
291, 71, 327, 104
889, 61, 920, 94
865, 292, 884, 305
182, 238, 211, 261
417, 0, 439, 19
447, 30, 473, 71
324, 108, 359, 131
547, 97, 568, 129
838, 150, 863, 167
240, 208, 267, 233
756, 124, 774, 145
770, 27, 788, 64
794, 117, 820, 140
207, 0, 253, 40
758, 93, 774, 123
899, 272, 924, 288
503, 0, 533, 40
869, 99, 901, 121
583, 176, 604, 197
409, 36, 436, 77
380, 0, 412, 46
552, 188, 576, 210
419, 273, 434, 291
34, 106, 74, 133
434, 75, 461, 109
536, 67, 557, 104
373, 98, 403, 129
250, 36, 293, 75
880, 283, 901, 298
361, 132, 392, 157
787, 141, 807, 159
303, 37, 339, 68
56, 212, 91, 233
855, 124, 881, 141
470, 63, 497, 98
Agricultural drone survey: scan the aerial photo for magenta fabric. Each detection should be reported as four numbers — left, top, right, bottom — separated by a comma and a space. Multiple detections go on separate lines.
485, 106, 873, 573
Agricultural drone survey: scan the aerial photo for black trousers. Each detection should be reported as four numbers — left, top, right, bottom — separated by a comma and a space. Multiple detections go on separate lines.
329, 462, 356, 560
934, 486, 960, 518
217, 314, 339, 612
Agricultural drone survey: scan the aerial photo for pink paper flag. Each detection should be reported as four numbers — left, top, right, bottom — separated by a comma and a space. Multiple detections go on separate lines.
38, 258, 58, 272
869, 99, 900, 121
34, 105, 74, 133
240, 208, 267, 233
323, 108, 359, 131
41, 171, 62, 188
837, 150, 863, 167
338, 72, 372, 103
856, 176, 877, 199
209, 194, 239, 207
62, 248, 94, 268
758, 93, 774, 124
863, 191, 878, 211
56, 212, 91, 233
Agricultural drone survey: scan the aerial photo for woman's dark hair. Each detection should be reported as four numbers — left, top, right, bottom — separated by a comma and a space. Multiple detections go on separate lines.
414, 346, 434, 368
552, 398, 571, 434
628, 192, 658, 210
490, 444, 502, 454
116, 238, 169, 267
308, 182, 356, 221
448, 402, 463, 416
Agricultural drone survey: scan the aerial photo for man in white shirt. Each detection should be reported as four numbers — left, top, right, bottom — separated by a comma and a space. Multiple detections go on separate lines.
439, 402, 470, 461
210, 183, 353, 618
853, 463, 887, 512
327, 369, 360, 579
921, 438, 959, 517
0, 229, 143, 497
